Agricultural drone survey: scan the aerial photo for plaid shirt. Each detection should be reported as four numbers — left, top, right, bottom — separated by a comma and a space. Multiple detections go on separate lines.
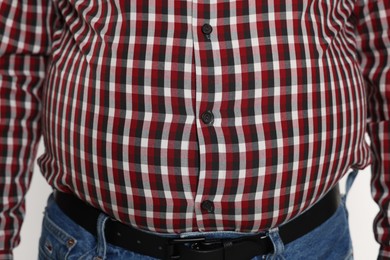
1, 0, 389, 258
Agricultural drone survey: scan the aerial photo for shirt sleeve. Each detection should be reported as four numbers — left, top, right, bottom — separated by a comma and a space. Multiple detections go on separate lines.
0, 0, 55, 257
355, 0, 390, 259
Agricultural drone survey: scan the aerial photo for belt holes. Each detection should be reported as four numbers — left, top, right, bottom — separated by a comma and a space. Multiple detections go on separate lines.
223, 241, 233, 248
191, 243, 201, 250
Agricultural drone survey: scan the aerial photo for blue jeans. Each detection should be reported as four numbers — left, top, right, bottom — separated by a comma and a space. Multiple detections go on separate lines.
39, 174, 357, 259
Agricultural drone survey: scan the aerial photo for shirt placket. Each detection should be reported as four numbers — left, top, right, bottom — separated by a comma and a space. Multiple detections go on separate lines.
192, 1, 222, 231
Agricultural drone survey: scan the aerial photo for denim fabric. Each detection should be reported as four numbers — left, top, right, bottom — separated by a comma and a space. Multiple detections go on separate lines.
38, 196, 353, 260
39, 172, 357, 260
263, 197, 353, 260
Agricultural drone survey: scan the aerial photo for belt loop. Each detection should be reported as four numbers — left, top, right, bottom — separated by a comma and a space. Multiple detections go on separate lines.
95, 213, 110, 259
264, 227, 285, 260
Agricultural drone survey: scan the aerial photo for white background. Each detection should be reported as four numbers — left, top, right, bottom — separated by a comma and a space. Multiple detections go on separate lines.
14, 141, 380, 259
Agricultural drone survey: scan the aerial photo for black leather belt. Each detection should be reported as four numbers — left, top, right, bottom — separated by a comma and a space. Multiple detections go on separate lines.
54, 185, 340, 260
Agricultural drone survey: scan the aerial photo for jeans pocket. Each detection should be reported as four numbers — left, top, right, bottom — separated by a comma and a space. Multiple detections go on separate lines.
38, 207, 98, 259
38, 212, 78, 260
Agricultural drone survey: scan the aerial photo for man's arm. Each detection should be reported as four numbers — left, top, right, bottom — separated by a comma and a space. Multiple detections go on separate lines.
355, 0, 390, 258
0, 1, 55, 258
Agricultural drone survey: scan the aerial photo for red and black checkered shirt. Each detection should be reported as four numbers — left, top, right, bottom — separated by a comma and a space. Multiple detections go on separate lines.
1, 0, 390, 258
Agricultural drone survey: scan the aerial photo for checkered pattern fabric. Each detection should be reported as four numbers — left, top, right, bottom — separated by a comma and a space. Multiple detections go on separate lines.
1, 0, 389, 258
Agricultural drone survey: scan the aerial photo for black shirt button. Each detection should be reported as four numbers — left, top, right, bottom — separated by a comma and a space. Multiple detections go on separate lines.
201, 23, 213, 35
201, 111, 214, 125
201, 200, 214, 213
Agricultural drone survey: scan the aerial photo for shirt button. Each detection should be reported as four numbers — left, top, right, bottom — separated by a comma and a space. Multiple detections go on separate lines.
201, 200, 214, 213
201, 23, 213, 35
201, 111, 214, 125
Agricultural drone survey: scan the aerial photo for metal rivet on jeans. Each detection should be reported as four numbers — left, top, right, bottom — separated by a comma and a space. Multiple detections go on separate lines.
67, 238, 75, 247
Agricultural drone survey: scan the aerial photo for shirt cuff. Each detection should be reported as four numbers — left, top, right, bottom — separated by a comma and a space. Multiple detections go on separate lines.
379, 245, 390, 260
0, 250, 13, 260
0, 250, 14, 260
